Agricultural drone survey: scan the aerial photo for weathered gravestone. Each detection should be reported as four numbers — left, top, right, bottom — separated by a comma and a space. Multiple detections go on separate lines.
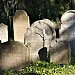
50, 40, 71, 64
24, 19, 55, 61
13, 10, 30, 43
50, 10, 75, 64
0, 23, 8, 43
31, 19, 55, 48
25, 30, 43, 61
61, 10, 75, 54
0, 41, 30, 70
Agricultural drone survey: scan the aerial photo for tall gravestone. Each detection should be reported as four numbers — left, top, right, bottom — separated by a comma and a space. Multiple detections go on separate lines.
61, 10, 75, 54
0, 23, 8, 43
13, 10, 30, 43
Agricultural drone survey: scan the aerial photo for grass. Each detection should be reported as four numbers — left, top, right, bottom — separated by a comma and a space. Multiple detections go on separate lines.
2, 60, 75, 75
1, 54, 75, 75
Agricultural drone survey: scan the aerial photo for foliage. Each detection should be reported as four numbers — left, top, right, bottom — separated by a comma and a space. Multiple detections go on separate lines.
0, 0, 71, 24
2, 60, 75, 75
17, 0, 71, 23
48, 0, 71, 21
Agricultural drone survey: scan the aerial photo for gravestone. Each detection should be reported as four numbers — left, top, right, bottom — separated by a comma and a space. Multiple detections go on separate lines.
13, 10, 30, 43
31, 19, 55, 48
0, 23, 8, 43
24, 19, 55, 61
50, 40, 71, 64
24, 28, 43, 61
0, 41, 30, 70
61, 10, 75, 54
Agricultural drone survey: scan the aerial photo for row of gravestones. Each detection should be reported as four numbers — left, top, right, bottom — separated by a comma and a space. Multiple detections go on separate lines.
0, 10, 75, 70
0, 10, 30, 43
0, 10, 31, 70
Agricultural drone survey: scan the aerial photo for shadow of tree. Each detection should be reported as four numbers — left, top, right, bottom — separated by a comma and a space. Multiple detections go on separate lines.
25, 72, 41, 75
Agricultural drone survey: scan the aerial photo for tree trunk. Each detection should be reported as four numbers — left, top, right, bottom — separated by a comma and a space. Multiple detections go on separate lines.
71, 0, 75, 9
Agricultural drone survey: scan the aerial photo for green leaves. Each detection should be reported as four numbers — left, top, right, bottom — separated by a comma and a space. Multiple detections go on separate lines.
2, 61, 75, 75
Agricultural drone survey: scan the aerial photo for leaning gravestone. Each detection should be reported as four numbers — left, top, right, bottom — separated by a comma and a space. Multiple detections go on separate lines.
0, 41, 30, 70
13, 10, 30, 43
31, 19, 55, 48
24, 19, 55, 61
61, 10, 75, 54
0, 23, 8, 43
25, 31, 44, 61
50, 40, 71, 64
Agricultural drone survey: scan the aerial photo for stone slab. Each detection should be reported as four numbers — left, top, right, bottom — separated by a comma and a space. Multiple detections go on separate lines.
24, 19, 55, 61
0, 41, 30, 70
31, 19, 55, 48
0, 23, 8, 43
50, 40, 71, 64
13, 10, 30, 43
61, 10, 75, 54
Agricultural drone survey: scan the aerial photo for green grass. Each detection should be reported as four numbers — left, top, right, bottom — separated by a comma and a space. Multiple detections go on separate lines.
2, 54, 75, 75
2, 60, 75, 75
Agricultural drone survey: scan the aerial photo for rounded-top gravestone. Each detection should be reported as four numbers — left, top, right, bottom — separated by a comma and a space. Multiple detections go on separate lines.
24, 19, 55, 61
61, 10, 75, 54
0, 41, 30, 70
13, 10, 30, 43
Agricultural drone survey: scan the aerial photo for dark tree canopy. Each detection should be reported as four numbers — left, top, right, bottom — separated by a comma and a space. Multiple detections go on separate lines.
17, 0, 71, 23
17, 0, 51, 24
0, 0, 71, 24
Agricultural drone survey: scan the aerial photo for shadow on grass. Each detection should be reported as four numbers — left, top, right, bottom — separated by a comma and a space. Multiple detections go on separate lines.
25, 73, 41, 75
70, 54, 75, 65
